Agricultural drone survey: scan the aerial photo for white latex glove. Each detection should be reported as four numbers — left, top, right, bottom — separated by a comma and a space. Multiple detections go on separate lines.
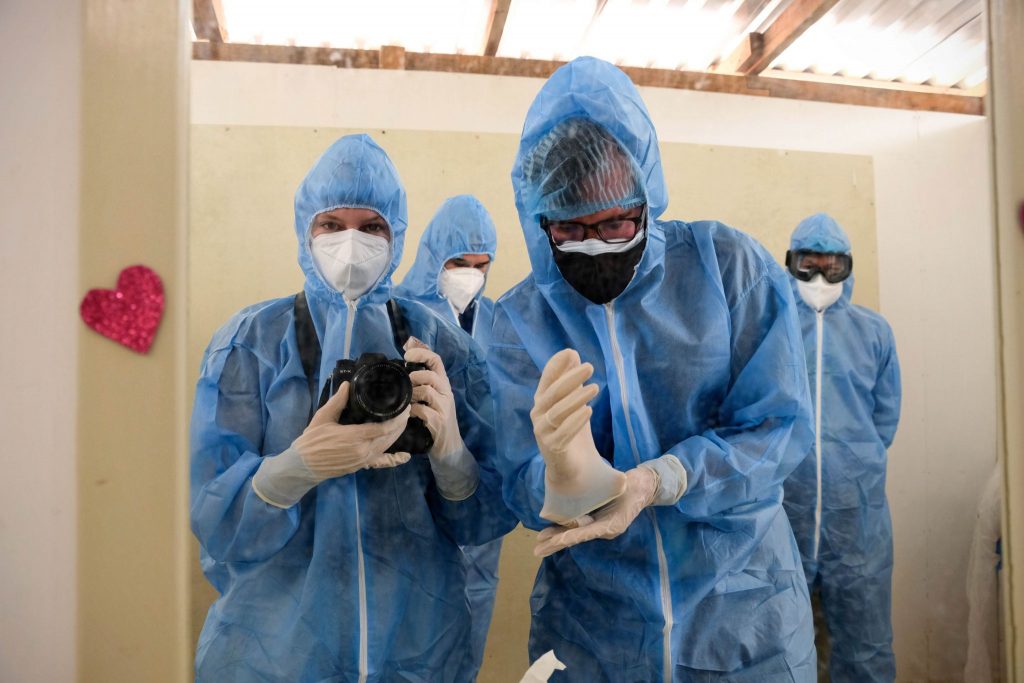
534, 465, 659, 558
404, 338, 479, 500
252, 381, 411, 508
531, 348, 627, 525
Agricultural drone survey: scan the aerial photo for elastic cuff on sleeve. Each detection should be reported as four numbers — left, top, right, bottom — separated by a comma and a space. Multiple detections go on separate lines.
639, 454, 688, 506
252, 447, 322, 509
428, 443, 480, 502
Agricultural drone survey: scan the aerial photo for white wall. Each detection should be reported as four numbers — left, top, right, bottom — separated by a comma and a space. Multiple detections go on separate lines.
192, 60, 997, 681
0, 1, 80, 681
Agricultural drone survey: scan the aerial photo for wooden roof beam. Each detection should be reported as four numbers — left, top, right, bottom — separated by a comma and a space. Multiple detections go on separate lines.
717, 0, 838, 75
192, 0, 228, 43
191, 42, 984, 116
379, 45, 406, 69
482, 0, 511, 57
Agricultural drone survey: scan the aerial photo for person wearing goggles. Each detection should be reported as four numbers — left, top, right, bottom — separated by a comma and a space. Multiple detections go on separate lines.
782, 213, 902, 682
786, 249, 853, 284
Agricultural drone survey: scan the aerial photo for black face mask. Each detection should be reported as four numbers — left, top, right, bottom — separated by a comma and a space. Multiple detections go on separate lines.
549, 236, 648, 305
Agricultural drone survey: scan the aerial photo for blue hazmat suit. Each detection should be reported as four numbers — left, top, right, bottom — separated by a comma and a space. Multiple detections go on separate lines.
782, 213, 901, 682
190, 135, 515, 682
487, 56, 817, 681
395, 194, 503, 679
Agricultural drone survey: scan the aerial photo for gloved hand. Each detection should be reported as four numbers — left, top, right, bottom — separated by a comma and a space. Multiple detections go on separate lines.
534, 465, 659, 558
294, 381, 412, 477
405, 338, 480, 500
252, 381, 411, 508
531, 348, 627, 525
405, 338, 464, 458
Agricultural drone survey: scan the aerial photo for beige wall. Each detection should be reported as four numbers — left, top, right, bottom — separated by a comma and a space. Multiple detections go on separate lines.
78, 0, 191, 681
189, 123, 876, 678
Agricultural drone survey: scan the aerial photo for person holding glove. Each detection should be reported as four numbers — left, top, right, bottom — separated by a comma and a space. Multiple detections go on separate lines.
190, 134, 514, 683
395, 197, 507, 680
488, 57, 816, 681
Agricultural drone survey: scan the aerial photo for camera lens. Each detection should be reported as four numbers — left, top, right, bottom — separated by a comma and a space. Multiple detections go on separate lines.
351, 361, 412, 420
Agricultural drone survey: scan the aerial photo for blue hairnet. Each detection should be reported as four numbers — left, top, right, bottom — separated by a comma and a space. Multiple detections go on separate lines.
521, 117, 646, 221
511, 57, 667, 290
789, 213, 852, 254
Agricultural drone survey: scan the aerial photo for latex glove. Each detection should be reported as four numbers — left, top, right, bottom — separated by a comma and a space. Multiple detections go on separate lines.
252, 381, 411, 508
405, 338, 479, 500
534, 465, 659, 558
531, 348, 626, 525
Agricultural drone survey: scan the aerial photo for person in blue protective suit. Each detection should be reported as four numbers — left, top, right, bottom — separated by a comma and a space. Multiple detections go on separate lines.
190, 134, 515, 683
394, 194, 504, 679
396, 195, 498, 350
487, 56, 817, 682
781, 213, 901, 683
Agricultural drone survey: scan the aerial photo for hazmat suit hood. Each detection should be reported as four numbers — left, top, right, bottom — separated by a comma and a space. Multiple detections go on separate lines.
295, 134, 408, 307
511, 57, 668, 306
395, 194, 497, 304
789, 212, 855, 308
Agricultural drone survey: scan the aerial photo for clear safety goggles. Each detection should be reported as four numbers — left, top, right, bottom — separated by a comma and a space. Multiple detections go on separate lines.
785, 250, 853, 283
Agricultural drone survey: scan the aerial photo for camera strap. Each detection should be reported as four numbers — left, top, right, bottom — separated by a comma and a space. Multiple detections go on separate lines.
292, 292, 411, 421
293, 292, 320, 423
385, 298, 412, 350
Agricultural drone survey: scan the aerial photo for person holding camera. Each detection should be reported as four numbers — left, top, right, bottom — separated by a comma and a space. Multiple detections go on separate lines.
190, 134, 514, 682
395, 194, 503, 679
487, 57, 817, 680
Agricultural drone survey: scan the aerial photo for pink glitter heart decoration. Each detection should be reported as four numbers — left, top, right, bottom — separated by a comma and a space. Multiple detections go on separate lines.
80, 265, 165, 354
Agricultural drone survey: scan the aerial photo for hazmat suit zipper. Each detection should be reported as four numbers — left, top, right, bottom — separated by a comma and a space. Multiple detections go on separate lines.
604, 302, 673, 683
813, 310, 824, 561
344, 299, 370, 683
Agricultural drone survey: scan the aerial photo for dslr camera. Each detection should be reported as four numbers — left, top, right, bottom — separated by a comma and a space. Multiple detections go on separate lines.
317, 353, 434, 454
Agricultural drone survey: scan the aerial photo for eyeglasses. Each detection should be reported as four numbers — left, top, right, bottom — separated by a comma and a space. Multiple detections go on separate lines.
541, 206, 646, 246
785, 250, 853, 283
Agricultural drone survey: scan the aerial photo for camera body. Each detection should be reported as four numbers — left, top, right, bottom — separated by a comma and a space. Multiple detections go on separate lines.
317, 353, 434, 454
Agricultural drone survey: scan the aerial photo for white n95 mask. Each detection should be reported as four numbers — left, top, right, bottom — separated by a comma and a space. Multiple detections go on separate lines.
311, 229, 390, 300
797, 274, 843, 311
438, 267, 485, 314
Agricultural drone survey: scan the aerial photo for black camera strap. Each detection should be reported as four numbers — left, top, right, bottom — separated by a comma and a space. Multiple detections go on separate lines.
385, 298, 412, 350
293, 292, 321, 422
292, 292, 411, 422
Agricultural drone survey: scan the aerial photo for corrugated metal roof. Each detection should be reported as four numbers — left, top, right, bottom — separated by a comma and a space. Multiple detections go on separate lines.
770, 0, 986, 88
207, 0, 987, 91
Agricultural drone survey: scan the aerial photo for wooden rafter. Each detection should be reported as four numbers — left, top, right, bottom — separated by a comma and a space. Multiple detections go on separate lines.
192, 0, 228, 43
192, 42, 983, 116
482, 0, 512, 57
717, 0, 839, 75
379, 45, 406, 70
